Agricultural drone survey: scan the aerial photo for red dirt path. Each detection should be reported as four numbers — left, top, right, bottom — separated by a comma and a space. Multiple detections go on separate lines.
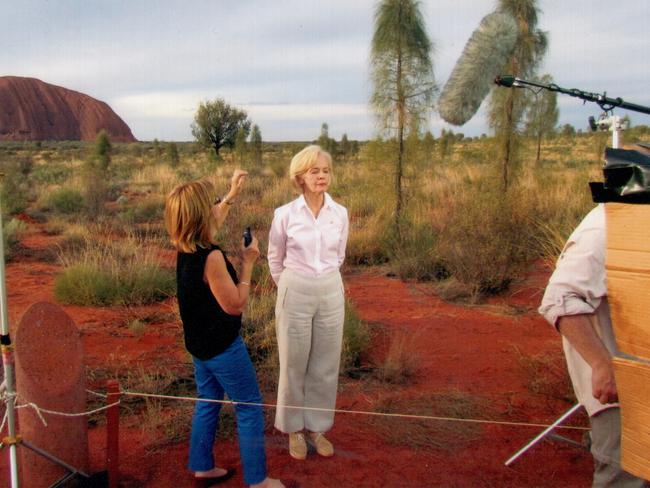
0, 225, 593, 487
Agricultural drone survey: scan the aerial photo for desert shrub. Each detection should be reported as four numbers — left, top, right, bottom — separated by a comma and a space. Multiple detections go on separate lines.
30, 162, 73, 185
515, 347, 575, 404
433, 180, 534, 299
0, 166, 29, 215
46, 187, 85, 214
341, 299, 371, 375
3, 218, 26, 259
54, 230, 175, 306
129, 164, 179, 195
388, 217, 447, 281
346, 212, 392, 265
121, 196, 165, 225
241, 291, 278, 388
373, 328, 420, 384
83, 165, 109, 219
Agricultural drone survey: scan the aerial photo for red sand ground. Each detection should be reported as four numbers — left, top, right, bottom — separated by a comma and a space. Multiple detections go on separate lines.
0, 224, 593, 487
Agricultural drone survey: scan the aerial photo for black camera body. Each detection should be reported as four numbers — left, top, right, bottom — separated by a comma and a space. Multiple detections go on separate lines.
243, 227, 252, 247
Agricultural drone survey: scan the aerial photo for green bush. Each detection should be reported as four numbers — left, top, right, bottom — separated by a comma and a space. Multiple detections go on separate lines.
54, 230, 175, 306
0, 167, 29, 215
3, 218, 26, 260
341, 299, 370, 375
121, 197, 165, 224
433, 181, 534, 299
47, 187, 85, 214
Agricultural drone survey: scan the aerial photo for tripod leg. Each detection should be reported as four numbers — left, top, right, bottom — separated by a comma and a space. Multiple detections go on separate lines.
21, 439, 90, 478
504, 403, 583, 466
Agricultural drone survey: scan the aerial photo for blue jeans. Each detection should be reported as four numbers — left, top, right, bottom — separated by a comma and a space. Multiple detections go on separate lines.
189, 336, 267, 485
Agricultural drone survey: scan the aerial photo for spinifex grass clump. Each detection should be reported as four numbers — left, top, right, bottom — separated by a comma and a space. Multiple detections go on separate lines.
341, 300, 371, 375
365, 390, 490, 450
45, 187, 85, 215
55, 226, 175, 306
2, 218, 26, 260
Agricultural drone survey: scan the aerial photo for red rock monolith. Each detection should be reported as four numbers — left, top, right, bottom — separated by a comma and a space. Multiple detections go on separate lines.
14, 302, 88, 487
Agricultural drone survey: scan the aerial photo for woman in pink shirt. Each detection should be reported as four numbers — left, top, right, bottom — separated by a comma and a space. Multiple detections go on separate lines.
267, 145, 349, 460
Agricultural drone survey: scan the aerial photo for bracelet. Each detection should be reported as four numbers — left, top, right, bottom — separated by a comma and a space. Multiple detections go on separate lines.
222, 196, 234, 205
239, 281, 250, 286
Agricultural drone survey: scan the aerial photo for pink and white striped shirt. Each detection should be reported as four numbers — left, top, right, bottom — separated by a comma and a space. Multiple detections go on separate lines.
267, 193, 349, 285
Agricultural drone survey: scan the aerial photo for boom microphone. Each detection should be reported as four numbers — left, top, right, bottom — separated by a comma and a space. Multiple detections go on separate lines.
438, 11, 518, 126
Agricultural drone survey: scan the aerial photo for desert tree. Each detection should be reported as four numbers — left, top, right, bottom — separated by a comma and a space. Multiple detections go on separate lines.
84, 130, 112, 218
234, 127, 248, 166
523, 74, 558, 164
488, 0, 547, 189
191, 98, 251, 157
340, 133, 351, 158
250, 124, 263, 165
153, 138, 162, 160
560, 123, 576, 138
167, 142, 180, 167
317, 122, 337, 155
422, 130, 435, 159
94, 129, 112, 170
370, 0, 436, 238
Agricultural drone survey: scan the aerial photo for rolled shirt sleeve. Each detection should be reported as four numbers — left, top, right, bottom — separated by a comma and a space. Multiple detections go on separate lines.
539, 205, 607, 328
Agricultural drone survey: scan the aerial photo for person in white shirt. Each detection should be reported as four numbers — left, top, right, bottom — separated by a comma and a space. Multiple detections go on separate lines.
267, 145, 349, 460
539, 204, 647, 487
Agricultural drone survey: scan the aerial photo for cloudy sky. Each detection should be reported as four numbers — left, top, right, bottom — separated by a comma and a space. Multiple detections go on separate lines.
2, 1, 649, 141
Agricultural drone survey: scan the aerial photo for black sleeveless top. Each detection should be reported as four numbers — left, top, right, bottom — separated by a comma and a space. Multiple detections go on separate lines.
176, 244, 241, 360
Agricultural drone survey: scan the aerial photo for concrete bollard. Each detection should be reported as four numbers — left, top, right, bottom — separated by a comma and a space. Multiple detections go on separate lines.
14, 301, 88, 487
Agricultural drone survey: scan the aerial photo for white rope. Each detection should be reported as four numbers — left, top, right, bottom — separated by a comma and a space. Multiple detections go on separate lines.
121, 390, 590, 431
13, 400, 121, 427
0, 391, 16, 434
1, 387, 590, 432
86, 389, 107, 399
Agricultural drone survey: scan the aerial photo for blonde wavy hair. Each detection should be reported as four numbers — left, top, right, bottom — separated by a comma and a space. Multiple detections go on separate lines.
165, 179, 218, 253
289, 145, 333, 192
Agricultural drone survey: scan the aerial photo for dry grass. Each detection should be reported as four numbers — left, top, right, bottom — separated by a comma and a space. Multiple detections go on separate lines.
513, 346, 576, 405
364, 390, 490, 450
373, 329, 421, 384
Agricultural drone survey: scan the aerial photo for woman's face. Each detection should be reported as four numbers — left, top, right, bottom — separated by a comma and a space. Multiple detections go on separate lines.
298, 154, 331, 195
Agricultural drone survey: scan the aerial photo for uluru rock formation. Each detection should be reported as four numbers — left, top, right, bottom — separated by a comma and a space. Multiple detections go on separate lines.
0, 76, 136, 142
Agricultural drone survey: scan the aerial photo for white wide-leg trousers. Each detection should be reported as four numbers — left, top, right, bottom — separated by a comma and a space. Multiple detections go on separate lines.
274, 268, 345, 434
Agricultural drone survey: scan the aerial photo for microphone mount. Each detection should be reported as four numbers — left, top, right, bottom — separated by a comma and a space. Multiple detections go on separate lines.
494, 75, 650, 115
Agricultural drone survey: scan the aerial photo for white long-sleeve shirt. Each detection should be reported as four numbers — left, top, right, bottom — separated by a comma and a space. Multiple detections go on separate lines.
539, 204, 620, 417
267, 193, 349, 285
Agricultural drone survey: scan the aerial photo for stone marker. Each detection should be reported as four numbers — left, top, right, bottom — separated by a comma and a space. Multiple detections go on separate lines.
14, 302, 88, 487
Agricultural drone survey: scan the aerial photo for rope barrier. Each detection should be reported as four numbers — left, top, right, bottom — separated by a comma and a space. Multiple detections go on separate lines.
0, 391, 16, 434
120, 390, 590, 431
0, 387, 590, 431
86, 389, 107, 399
13, 400, 122, 427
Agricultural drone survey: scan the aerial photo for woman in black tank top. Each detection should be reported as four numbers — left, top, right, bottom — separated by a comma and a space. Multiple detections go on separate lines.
165, 170, 284, 488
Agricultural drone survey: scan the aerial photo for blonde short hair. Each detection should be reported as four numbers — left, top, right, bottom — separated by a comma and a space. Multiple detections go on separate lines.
289, 145, 332, 192
164, 179, 217, 253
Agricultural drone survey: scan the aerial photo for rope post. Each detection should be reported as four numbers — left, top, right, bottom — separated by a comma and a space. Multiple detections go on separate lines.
106, 380, 120, 488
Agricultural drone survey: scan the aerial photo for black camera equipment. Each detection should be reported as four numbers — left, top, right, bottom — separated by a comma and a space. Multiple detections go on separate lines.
243, 227, 252, 247
494, 75, 650, 115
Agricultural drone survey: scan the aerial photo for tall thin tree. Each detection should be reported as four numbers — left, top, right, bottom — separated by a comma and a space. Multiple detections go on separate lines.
488, 0, 547, 189
523, 74, 558, 165
370, 0, 436, 239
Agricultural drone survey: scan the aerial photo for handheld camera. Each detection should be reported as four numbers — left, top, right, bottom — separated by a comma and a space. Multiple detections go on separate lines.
243, 227, 252, 247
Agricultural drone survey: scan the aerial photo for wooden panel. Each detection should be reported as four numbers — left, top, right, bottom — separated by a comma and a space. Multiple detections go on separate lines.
613, 357, 650, 480
605, 203, 650, 361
